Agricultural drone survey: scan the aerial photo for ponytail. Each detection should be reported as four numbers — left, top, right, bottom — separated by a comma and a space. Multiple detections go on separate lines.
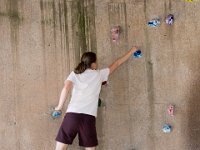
74, 62, 87, 74
74, 52, 97, 74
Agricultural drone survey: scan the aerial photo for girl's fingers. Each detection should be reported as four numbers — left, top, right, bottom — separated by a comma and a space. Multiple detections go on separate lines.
55, 106, 61, 111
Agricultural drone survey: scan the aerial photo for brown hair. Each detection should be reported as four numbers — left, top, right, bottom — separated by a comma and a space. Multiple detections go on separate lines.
74, 52, 96, 74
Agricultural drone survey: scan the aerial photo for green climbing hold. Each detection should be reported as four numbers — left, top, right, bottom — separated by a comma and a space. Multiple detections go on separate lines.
98, 98, 102, 107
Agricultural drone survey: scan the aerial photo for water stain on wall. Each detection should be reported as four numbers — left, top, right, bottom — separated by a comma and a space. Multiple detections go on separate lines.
1, 0, 200, 149
143, 0, 156, 149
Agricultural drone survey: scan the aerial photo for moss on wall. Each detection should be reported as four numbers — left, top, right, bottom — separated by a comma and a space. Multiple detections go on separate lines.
77, 0, 87, 52
0, 11, 23, 22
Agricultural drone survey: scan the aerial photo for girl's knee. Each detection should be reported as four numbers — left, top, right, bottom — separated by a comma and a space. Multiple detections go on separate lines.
85, 147, 96, 150
55, 141, 68, 150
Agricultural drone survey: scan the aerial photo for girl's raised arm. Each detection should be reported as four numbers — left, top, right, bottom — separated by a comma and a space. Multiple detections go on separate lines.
109, 46, 138, 74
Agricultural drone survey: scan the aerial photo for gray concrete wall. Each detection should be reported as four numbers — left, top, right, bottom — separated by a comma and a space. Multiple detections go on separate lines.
1, 0, 200, 150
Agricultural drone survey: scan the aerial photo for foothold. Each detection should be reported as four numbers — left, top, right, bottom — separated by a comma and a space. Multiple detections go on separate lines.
102, 81, 109, 86
102, 81, 107, 86
148, 18, 160, 27
52, 110, 62, 118
111, 26, 120, 42
166, 14, 174, 25
162, 124, 172, 133
133, 50, 142, 58
167, 104, 175, 116
98, 98, 102, 107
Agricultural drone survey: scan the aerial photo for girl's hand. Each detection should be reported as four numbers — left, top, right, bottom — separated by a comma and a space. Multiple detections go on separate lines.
55, 106, 62, 111
130, 46, 139, 53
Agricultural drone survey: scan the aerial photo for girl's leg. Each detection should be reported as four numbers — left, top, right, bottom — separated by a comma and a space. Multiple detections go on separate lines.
85, 147, 96, 150
55, 141, 68, 150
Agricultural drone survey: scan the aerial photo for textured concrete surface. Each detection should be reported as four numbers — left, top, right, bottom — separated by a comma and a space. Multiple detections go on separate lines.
1, 0, 200, 150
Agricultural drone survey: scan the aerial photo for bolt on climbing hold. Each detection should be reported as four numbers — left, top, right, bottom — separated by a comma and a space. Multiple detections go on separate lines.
166, 14, 174, 25
185, 0, 194, 2
148, 18, 160, 27
51, 110, 62, 118
133, 50, 142, 58
111, 26, 120, 43
167, 104, 175, 116
162, 124, 172, 133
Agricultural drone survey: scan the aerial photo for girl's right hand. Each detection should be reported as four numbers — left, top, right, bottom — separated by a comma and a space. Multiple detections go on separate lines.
55, 106, 62, 111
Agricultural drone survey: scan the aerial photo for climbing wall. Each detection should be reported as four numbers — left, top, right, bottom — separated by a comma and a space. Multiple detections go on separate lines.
1, 0, 200, 150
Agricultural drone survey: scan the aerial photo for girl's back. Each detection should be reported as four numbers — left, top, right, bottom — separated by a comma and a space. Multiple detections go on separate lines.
66, 68, 109, 117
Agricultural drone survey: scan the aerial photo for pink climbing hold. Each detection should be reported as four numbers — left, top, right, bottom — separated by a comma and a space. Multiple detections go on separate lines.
167, 105, 174, 116
111, 26, 120, 43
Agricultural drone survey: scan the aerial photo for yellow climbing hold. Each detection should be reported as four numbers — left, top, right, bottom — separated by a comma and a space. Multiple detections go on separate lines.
185, 0, 194, 2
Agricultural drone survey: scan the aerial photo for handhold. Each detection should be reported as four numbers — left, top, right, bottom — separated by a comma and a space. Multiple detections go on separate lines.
52, 110, 62, 118
148, 18, 160, 27
111, 26, 120, 42
166, 14, 174, 25
98, 98, 102, 107
133, 50, 142, 58
102, 81, 107, 86
162, 124, 172, 133
167, 104, 174, 116
185, 0, 193, 2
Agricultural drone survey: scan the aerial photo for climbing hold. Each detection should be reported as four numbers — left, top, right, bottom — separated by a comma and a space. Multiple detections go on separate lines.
52, 110, 62, 118
166, 14, 174, 25
98, 98, 102, 107
102, 81, 107, 86
133, 50, 142, 58
111, 26, 120, 42
185, 0, 194, 2
167, 104, 175, 116
148, 18, 160, 27
162, 124, 172, 133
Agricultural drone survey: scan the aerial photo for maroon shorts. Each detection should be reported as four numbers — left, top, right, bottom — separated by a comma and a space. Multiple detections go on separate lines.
55, 113, 98, 147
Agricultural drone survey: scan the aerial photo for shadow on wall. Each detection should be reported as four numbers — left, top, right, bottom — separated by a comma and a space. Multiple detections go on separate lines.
187, 49, 200, 149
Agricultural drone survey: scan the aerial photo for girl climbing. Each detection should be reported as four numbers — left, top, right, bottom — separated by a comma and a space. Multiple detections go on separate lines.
55, 46, 139, 150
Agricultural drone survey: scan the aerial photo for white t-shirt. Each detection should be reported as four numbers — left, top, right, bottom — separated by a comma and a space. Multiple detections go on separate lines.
65, 68, 110, 117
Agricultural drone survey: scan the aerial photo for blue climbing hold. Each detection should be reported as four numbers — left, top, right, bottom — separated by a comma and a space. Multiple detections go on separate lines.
148, 19, 160, 27
52, 110, 62, 118
133, 50, 142, 58
162, 124, 172, 133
